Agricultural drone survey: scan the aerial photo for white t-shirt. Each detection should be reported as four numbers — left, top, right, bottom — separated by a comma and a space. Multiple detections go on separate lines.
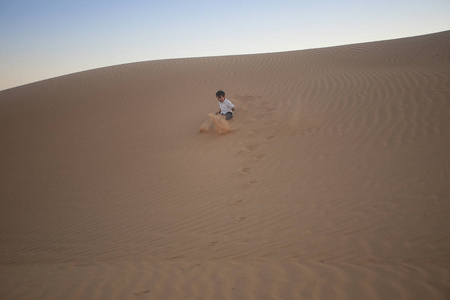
218, 98, 235, 114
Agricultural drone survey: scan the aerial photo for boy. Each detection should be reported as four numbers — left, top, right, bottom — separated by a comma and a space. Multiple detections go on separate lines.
215, 90, 235, 120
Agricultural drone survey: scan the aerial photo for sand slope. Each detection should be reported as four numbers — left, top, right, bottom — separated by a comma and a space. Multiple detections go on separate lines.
1, 31, 450, 299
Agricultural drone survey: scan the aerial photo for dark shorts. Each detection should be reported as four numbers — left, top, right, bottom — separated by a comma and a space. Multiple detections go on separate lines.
223, 112, 233, 120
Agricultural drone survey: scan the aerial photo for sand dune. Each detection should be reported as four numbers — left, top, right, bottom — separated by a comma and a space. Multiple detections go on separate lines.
1, 31, 450, 299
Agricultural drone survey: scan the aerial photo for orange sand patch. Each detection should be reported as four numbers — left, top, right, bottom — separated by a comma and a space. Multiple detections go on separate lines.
199, 113, 233, 134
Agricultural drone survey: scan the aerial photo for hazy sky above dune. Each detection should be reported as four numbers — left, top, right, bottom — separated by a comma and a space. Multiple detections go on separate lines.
1, 0, 449, 91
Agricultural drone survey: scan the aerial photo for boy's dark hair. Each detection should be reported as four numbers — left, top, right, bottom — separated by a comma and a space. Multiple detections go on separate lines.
216, 90, 225, 98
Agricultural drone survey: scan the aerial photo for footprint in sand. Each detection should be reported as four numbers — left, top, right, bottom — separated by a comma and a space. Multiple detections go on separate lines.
239, 167, 251, 174
236, 148, 251, 157
244, 143, 259, 151
247, 180, 257, 187
254, 153, 265, 160
235, 216, 246, 222
238, 180, 257, 189
134, 290, 151, 295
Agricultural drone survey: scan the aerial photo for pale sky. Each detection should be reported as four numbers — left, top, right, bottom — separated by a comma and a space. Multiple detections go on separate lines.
1, 0, 449, 91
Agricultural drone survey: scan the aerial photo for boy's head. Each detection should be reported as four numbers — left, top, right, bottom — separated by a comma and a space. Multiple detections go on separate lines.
216, 90, 225, 102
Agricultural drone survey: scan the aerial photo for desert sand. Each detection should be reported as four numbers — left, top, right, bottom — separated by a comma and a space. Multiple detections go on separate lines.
1, 31, 450, 299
